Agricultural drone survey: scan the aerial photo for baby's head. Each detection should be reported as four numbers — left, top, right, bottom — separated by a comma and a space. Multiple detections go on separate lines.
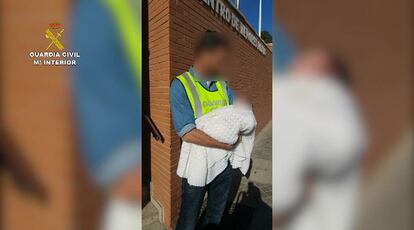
233, 93, 252, 110
288, 48, 350, 86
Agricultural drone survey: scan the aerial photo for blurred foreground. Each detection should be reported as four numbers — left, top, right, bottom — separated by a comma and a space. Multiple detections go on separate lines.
273, 0, 413, 229
1, 0, 141, 229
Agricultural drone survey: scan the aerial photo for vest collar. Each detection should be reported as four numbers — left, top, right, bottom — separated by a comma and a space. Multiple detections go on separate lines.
189, 67, 217, 86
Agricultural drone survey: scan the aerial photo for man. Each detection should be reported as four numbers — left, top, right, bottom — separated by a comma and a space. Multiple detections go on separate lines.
273, 49, 366, 230
170, 31, 236, 230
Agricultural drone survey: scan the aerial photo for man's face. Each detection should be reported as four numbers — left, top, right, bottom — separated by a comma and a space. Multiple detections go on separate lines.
200, 48, 229, 76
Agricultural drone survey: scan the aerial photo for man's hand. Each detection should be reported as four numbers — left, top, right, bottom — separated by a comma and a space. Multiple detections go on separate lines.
182, 128, 238, 150
221, 135, 242, 150
221, 143, 234, 151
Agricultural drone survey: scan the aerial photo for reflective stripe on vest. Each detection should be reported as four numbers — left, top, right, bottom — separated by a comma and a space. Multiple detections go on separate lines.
105, 0, 141, 89
177, 72, 229, 119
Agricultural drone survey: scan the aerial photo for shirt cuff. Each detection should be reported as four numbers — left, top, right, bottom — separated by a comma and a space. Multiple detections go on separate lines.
93, 139, 140, 188
177, 123, 196, 137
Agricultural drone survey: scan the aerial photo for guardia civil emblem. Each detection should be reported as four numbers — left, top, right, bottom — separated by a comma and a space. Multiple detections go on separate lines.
45, 22, 64, 51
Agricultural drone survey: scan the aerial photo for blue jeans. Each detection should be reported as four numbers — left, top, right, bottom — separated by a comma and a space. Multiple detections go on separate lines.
175, 164, 233, 230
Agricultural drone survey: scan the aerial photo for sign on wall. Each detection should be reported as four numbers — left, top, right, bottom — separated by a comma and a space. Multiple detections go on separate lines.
200, 0, 267, 55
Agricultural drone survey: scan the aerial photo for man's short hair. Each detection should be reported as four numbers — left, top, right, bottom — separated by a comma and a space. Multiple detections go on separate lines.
194, 31, 229, 55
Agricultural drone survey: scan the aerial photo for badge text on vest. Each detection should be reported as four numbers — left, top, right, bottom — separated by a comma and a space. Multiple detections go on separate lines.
203, 100, 227, 107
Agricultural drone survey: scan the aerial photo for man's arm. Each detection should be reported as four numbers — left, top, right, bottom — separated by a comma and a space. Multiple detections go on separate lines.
182, 128, 234, 150
169, 79, 197, 136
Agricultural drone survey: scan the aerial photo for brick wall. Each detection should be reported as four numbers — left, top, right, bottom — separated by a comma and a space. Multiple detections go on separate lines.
148, 0, 175, 228
1, 0, 75, 229
148, 0, 272, 228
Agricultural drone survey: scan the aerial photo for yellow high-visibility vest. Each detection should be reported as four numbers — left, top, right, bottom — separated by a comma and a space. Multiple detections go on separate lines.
105, 0, 141, 89
176, 71, 229, 119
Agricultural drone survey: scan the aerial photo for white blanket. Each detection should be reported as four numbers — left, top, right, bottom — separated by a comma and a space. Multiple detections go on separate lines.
273, 76, 367, 230
176, 103, 257, 186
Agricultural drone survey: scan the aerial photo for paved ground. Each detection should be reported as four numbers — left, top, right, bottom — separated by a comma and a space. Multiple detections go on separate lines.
143, 201, 166, 230
143, 121, 273, 230
144, 127, 414, 230
356, 131, 413, 230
